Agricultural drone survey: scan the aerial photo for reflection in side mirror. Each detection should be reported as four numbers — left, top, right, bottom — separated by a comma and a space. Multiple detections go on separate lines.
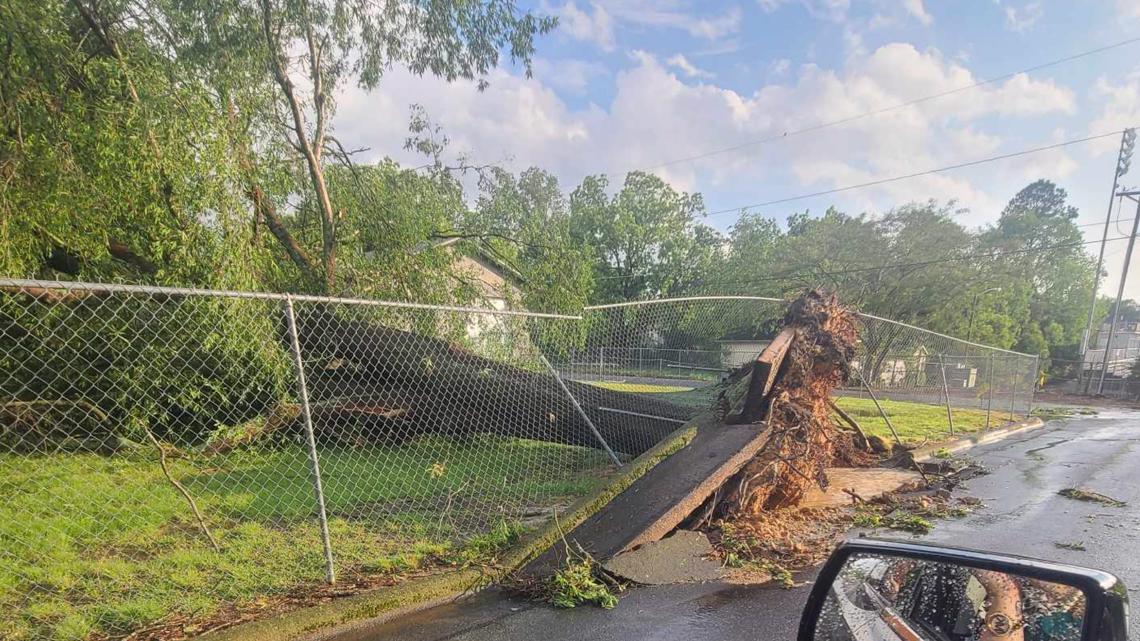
799, 540, 1128, 641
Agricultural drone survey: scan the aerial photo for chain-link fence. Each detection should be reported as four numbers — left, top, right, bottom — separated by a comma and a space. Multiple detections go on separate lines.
0, 280, 616, 640
0, 284, 1039, 639
843, 313, 1039, 443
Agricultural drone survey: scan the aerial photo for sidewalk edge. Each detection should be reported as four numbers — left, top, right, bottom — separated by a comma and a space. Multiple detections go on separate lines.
910, 417, 1046, 462
198, 423, 699, 641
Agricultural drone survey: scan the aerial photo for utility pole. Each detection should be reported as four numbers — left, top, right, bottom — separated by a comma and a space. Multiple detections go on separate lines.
1097, 190, 1140, 394
966, 287, 1002, 345
1081, 128, 1135, 391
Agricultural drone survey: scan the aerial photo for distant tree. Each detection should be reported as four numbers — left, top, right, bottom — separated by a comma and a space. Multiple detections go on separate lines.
569, 172, 722, 304
468, 166, 594, 314
707, 212, 784, 296
980, 180, 1095, 361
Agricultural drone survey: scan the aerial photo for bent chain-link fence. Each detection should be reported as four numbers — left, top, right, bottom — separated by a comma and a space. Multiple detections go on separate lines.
558, 297, 791, 450
0, 280, 608, 640
0, 283, 1039, 640
844, 313, 1039, 444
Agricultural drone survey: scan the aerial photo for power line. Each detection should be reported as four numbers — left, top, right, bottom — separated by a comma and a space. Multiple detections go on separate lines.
1078, 216, 1131, 230
594, 234, 1133, 283
696, 235, 1134, 287
703, 131, 1123, 218
609, 36, 1140, 176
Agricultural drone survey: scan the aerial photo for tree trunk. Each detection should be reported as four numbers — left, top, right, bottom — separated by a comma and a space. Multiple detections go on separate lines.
296, 312, 696, 456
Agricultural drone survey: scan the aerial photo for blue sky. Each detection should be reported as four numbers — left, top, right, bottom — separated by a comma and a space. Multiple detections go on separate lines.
334, 0, 1140, 299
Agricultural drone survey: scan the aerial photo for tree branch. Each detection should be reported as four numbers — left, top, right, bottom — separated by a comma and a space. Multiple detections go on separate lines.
68, 0, 184, 229
260, 0, 337, 291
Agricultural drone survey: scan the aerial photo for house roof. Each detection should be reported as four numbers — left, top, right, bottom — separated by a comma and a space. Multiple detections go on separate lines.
414, 235, 526, 285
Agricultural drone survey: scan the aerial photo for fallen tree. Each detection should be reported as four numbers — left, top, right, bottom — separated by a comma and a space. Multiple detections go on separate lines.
714, 289, 873, 516
294, 311, 697, 457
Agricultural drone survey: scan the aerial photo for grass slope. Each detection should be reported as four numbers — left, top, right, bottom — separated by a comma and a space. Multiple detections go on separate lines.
1, 437, 607, 640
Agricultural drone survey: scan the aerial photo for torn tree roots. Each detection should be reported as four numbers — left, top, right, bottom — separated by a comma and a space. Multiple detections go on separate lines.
717, 289, 873, 517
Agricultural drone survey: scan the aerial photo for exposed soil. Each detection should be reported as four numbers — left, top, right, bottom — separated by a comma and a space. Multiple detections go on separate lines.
716, 290, 873, 518
706, 463, 984, 583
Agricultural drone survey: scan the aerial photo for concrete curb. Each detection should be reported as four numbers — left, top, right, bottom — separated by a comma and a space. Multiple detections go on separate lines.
910, 416, 1045, 462
198, 423, 699, 641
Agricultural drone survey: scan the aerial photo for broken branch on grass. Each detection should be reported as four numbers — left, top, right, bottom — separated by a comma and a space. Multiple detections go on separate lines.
143, 426, 221, 552
1058, 488, 1126, 507
827, 397, 870, 452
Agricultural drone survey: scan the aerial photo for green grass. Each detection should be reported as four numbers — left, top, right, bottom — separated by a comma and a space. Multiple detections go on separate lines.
833, 396, 1001, 444
587, 379, 1001, 444
0, 436, 607, 640
585, 379, 718, 411
586, 381, 695, 394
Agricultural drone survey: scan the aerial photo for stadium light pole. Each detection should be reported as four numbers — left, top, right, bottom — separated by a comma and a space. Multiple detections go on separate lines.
1081, 128, 1135, 391
1098, 189, 1140, 394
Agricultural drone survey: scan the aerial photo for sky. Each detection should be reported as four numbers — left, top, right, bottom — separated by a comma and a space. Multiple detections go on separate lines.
333, 0, 1140, 301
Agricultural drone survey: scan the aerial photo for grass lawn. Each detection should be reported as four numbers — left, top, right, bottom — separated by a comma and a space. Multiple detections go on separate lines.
0, 436, 608, 640
585, 380, 717, 410
587, 378, 1007, 445
833, 396, 1003, 444
585, 381, 695, 394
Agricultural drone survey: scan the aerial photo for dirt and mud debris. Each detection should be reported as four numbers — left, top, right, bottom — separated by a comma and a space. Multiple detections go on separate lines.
1058, 488, 1127, 507
917, 456, 990, 490
706, 464, 984, 579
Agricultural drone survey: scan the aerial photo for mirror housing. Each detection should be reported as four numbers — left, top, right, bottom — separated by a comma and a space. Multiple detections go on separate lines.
798, 539, 1128, 641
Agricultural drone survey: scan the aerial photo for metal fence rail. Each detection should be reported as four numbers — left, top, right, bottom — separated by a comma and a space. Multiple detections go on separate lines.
0, 283, 1039, 639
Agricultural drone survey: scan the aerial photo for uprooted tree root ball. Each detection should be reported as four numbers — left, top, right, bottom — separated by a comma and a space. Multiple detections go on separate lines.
717, 289, 872, 517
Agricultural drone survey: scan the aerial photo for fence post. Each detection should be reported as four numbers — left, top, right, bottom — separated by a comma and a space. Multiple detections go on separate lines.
538, 353, 623, 467
1008, 354, 1018, 422
1028, 355, 1039, 418
854, 367, 903, 447
283, 295, 337, 585
937, 353, 955, 436
986, 353, 995, 429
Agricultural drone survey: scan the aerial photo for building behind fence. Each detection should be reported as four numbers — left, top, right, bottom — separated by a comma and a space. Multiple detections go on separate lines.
0, 282, 1039, 639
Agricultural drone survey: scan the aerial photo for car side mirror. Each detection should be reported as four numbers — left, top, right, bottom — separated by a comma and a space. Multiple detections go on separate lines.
798, 539, 1129, 641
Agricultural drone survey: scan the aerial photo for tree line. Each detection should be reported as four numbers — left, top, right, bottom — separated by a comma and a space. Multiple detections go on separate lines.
0, 0, 1126, 378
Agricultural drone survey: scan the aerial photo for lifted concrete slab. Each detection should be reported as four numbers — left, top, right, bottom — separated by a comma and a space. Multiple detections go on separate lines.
603, 530, 723, 585
799, 467, 924, 508
523, 414, 769, 576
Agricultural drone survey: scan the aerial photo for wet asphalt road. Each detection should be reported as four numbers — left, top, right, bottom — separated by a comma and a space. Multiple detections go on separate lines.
335, 410, 1140, 641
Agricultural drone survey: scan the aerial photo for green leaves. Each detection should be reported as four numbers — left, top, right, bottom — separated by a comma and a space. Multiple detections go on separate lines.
569, 171, 722, 304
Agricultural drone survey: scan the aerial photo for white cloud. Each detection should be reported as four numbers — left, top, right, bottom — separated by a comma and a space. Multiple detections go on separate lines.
596, 1, 742, 40
769, 58, 792, 77
756, 0, 850, 21
901, 0, 933, 25
759, 0, 928, 25
666, 54, 715, 79
533, 58, 610, 94
1004, 2, 1043, 32
546, 1, 615, 51
856, 44, 1074, 118
1088, 72, 1140, 155
332, 41, 1078, 224
1117, 0, 1140, 18
949, 127, 1002, 157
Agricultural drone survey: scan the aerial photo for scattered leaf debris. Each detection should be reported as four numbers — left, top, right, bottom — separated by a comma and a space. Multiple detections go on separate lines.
1058, 488, 1127, 507
1054, 541, 1087, 551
